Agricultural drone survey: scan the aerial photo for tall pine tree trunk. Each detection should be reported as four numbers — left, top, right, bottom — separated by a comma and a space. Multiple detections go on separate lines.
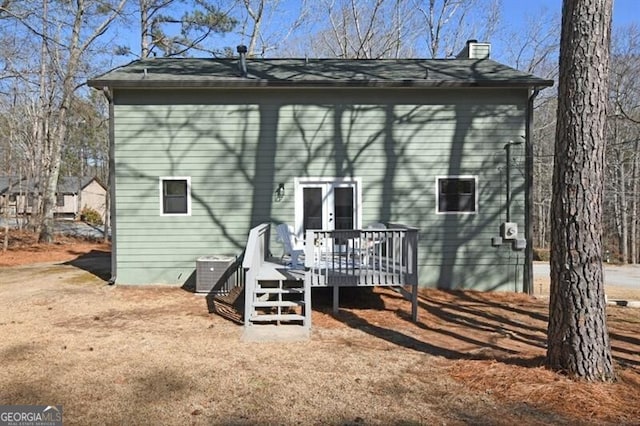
547, 0, 615, 380
631, 140, 638, 264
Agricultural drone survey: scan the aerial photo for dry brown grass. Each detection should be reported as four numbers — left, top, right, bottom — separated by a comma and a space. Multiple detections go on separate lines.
1, 236, 639, 425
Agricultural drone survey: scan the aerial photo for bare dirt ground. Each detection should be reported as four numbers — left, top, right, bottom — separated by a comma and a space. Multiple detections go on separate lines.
1, 230, 639, 425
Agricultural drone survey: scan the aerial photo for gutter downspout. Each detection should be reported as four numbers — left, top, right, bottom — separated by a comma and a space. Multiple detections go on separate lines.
524, 87, 541, 295
102, 86, 117, 285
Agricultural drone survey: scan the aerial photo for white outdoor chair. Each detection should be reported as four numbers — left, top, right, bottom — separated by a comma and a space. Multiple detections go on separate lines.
275, 223, 305, 269
363, 222, 386, 266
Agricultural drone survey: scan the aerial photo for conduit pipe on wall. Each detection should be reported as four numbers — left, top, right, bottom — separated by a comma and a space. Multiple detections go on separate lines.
524, 88, 541, 295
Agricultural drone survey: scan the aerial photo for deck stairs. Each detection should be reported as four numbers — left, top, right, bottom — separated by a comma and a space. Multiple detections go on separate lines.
243, 224, 311, 331
247, 262, 309, 326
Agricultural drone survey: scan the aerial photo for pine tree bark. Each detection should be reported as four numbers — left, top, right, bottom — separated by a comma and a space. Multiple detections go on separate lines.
547, 0, 615, 380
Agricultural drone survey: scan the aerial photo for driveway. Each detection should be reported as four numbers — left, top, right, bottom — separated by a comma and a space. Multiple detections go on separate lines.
533, 262, 640, 290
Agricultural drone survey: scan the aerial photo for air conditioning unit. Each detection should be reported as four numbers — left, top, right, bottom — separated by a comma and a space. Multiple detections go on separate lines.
500, 222, 518, 240
196, 255, 236, 294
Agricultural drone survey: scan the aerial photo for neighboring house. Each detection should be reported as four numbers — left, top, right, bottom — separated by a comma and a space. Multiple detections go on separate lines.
0, 176, 107, 223
88, 40, 553, 292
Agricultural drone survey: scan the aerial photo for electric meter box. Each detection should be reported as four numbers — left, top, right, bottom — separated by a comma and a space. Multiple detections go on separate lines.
500, 222, 518, 240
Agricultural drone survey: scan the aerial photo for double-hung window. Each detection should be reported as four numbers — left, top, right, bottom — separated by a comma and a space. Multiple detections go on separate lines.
436, 176, 477, 214
160, 177, 191, 216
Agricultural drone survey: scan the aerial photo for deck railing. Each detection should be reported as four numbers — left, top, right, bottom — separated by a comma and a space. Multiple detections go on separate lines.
242, 222, 271, 326
241, 223, 419, 325
303, 226, 418, 287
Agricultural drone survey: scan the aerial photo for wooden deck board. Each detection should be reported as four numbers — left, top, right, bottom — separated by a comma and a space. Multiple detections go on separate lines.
255, 261, 306, 281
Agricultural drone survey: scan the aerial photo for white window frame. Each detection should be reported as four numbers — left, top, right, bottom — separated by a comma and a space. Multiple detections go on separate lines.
435, 175, 478, 215
159, 176, 192, 216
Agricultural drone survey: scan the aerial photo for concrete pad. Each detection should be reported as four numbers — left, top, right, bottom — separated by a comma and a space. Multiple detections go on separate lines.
241, 325, 310, 342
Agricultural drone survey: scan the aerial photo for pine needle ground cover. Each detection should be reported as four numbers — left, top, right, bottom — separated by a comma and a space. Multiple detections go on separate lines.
1, 235, 638, 425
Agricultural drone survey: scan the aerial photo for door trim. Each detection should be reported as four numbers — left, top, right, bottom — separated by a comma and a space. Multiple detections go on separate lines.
293, 177, 362, 238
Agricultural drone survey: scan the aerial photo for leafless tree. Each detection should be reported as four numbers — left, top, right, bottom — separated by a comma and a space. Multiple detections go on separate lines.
606, 24, 640, 264
289, 0, 418, 59
1, 0, 126, 242
414, 0, 501, 58
126, 0, 236, 58
234, 0, 308, 57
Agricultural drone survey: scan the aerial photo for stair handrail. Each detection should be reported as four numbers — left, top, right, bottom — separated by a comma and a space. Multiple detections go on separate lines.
242, 223, 271, 326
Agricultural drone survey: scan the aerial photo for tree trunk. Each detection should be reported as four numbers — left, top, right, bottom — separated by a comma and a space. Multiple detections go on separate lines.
547, 0, 615, 381
39, 164, 60, 243
37, 0, 63, 243
140, 0, 149, 58
616, 149, 628, 263
33, 0, 49, 237
631, 140, 638, 264
242, 0, 264, 57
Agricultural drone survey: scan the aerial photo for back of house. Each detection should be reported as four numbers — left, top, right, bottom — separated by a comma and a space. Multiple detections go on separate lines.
88, 40, 553, 292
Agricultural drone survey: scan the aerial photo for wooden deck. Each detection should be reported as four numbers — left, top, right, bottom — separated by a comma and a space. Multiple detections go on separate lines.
242, 223, 419, 330
255, 260, 306, 282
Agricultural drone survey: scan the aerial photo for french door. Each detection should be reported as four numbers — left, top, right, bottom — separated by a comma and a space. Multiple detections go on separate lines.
293, 178, 361, 237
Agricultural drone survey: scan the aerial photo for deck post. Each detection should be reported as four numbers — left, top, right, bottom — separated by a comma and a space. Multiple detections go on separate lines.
411, 282, 418, 322
404, 226, 419, 322
333, 285, 339, 314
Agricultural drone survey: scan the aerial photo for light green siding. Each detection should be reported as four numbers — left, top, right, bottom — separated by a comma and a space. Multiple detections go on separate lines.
112, 88, 528, 290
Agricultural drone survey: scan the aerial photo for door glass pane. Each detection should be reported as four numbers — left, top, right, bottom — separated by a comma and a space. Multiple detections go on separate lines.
334, 187, 354, 230
303, 188, 323, 231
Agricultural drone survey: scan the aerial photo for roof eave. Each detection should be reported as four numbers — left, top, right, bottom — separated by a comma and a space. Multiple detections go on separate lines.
88, 78, 554, 90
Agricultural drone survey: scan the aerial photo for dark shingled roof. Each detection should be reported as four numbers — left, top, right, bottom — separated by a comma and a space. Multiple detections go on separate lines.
57, 176, 101, 194
0, 176, 101, 195
0, 176, 19, 194
88, 58, 554, 89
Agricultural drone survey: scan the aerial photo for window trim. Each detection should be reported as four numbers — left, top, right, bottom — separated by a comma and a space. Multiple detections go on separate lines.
159, 176, 192, 216
435, 175, 478, 215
